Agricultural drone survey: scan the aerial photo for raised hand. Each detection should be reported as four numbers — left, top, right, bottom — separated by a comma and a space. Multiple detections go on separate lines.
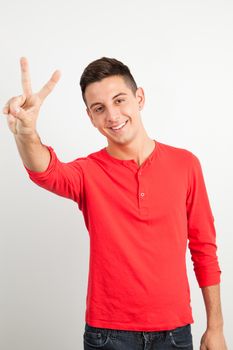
2, 57, 61, 135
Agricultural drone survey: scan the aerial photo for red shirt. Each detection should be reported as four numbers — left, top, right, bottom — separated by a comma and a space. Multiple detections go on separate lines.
23, 139, 221, 331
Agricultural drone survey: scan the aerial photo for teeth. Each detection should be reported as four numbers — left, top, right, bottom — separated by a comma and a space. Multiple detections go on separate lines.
111, 121, 126, 130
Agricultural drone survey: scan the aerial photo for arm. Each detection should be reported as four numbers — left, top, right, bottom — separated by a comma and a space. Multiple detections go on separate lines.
186, 154, 221, 287
22, 143, 84, 206
186, 155, 227, 349
3, 57, 83, 206
14, 131, 51, 172
201, 284, 223, 330
2, 56, 60, 172
200, 284, 227, 350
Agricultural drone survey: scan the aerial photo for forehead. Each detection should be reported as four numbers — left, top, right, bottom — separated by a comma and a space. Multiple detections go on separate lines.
85, 75, 132, 105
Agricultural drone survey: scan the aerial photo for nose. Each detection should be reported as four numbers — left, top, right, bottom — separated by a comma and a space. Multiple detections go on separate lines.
105, 106, 121, 123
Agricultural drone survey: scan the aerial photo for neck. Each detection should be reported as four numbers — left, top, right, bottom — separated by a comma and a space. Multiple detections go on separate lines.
106, 134, 155, 167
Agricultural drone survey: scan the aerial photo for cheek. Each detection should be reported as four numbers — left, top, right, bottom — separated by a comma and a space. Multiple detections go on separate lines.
91, 115, 103, 127
120, 105, 132, 116
123, 106, 139, 120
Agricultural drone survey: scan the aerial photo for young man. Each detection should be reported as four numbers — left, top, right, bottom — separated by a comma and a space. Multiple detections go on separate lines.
3, 57, 227, 350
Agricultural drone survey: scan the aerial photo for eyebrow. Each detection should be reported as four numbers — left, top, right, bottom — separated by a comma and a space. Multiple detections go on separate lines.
89, 93, 127, 110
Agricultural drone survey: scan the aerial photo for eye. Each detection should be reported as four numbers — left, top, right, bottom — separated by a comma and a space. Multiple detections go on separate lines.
95, 106, 103, 113
115, 98, 125, 104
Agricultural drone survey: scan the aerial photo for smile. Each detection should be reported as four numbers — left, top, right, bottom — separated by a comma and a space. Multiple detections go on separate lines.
109, 120, 128, 132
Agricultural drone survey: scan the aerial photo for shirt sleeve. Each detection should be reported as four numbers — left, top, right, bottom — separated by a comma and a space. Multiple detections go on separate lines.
186, 154, 222, 288
23, 145, 84, 209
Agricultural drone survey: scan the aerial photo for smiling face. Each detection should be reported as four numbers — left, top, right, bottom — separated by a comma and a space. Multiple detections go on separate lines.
85, 75, 145, 147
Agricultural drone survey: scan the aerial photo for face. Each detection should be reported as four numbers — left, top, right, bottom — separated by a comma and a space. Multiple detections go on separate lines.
85, 75, 145, 147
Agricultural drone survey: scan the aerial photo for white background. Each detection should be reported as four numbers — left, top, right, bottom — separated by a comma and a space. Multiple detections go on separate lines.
0, 0, 232, 348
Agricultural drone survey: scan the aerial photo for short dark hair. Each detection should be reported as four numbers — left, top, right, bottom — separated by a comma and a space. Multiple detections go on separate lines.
79, 57, 138, 106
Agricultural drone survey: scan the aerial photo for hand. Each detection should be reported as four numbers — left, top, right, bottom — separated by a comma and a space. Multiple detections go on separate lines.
200, 328, 228, 349
2, 57, 61, 135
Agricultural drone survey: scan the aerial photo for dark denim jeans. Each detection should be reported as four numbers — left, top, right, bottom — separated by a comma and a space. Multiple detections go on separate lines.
83, 322, 193, 349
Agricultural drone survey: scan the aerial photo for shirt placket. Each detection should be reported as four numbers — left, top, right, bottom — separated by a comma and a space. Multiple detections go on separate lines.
123, 158, 151, 217
136, 162, 150, 216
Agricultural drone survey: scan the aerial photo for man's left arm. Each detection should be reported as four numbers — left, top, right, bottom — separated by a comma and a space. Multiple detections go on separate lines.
200, 284, 227, 349
186, 154, 227, 349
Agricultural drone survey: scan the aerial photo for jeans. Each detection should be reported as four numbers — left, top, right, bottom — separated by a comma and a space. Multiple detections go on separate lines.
83, 322, 193, 349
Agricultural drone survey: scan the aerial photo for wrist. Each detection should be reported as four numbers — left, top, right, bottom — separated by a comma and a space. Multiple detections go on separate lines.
207, 320, 224, 331
14, 131, 40, 143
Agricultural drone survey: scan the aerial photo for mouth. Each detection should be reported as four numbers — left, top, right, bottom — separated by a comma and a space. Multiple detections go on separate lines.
108, 120, 129, 133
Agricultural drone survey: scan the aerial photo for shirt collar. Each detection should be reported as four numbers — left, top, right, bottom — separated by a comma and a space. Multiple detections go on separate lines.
100, 139, 158, 169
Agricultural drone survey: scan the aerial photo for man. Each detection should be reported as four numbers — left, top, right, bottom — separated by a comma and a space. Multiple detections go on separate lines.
3, 57, 227, 349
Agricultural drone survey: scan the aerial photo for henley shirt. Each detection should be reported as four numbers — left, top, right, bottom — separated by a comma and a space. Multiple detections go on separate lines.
23, 139, 222, 331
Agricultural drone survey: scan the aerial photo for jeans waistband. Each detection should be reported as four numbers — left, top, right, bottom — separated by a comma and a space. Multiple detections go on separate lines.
85, 322, 191, 337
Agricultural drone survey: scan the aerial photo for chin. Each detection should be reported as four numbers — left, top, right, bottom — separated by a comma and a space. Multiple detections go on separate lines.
107, 135, 134, 146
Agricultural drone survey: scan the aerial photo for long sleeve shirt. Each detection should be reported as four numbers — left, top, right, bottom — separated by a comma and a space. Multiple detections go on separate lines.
23, 139, 222, 331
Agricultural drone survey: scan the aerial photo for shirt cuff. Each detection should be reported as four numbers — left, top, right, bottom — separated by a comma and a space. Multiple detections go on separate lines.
197, 271, 222, 288
23, 145, 55, 178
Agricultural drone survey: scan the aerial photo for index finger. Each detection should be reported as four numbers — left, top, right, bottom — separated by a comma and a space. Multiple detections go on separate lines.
20, 57, 33, 96
37, 70, 61, 102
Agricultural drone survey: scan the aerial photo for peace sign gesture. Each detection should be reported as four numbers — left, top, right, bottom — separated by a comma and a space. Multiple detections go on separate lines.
2, 57, 61, 135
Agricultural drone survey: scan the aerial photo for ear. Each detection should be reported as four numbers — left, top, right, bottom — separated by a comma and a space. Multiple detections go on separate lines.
135, 87, 145, 110
86, 107, 96, 127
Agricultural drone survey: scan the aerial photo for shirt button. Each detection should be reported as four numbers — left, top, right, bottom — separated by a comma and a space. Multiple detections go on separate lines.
140, 192, 145, 197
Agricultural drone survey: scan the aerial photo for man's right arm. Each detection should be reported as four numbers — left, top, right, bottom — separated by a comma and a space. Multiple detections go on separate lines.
2, 57, 83, 206
14, 131, 51, 172
3, 56, 61, 174
14, 131, 84, 207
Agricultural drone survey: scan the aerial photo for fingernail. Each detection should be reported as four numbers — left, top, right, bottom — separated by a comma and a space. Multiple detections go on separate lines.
15, 107, 20, 114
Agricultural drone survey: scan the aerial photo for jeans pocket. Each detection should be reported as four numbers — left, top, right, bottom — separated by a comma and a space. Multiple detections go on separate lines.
168, 324, 193, 348
83, 330, 110, 348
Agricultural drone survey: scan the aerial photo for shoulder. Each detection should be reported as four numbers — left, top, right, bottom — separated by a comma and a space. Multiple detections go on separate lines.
157, 140, 199, 163
65, 147, 105, 170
